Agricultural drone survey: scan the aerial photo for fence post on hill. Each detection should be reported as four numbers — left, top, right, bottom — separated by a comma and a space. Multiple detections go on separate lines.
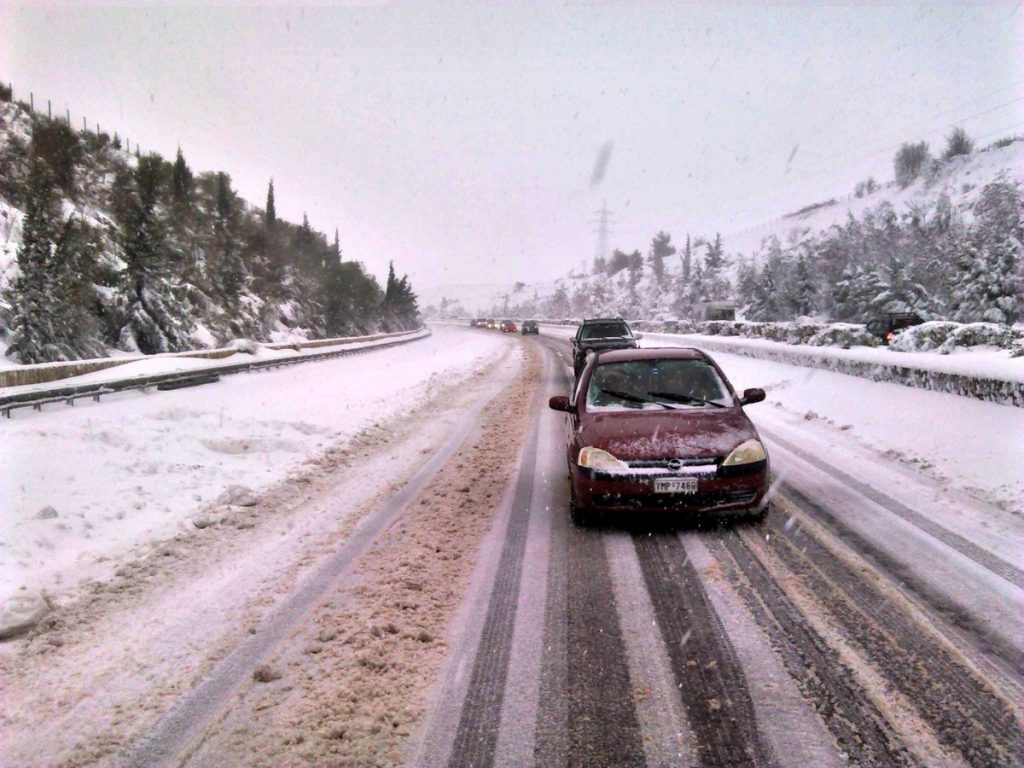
47, 100, 51, 118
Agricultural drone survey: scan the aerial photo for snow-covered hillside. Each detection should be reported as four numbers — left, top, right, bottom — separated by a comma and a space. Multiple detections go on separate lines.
721, 138, 1023, 258
0, 99, 419, 366
426, 138, 1023, 322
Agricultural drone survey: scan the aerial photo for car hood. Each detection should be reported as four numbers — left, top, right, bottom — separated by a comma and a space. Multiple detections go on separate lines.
577, 408, 758, 460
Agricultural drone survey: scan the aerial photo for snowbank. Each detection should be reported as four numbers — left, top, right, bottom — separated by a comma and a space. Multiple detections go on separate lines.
660, 333, 1024, 407
538, 320, 1024, 406
0, 328, 425, 389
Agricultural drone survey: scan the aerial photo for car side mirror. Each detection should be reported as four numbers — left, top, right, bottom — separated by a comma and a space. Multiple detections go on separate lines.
739, 388, 766, 406
633, 332, 644, 340
548, 395, 571, 412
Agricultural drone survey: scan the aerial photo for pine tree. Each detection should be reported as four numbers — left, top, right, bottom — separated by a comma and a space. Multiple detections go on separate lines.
832, 264, 884, 321
681, 234, 692, 281
702, 233, 730, 301
49, 216, 104, 357
265, 178, 276, 228
951, 177, 1023, 324
748, 260, 782, 321
172, 147, 193, 211
648, 231, 675, 285
789, 253, 816, 316
627, 249, 643, 291
6, 161, 58, 362
607, 249, 630, 276
332, 228, 341, 261
118, 154, 194, 353
213, 172, 245, 305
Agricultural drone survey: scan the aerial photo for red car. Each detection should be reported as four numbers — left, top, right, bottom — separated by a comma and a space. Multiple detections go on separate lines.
548, 347, 769, 524
500, 320, 518, 333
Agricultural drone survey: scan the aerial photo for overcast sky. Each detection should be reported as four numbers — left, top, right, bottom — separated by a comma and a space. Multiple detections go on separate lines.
1, 2, 1021, 294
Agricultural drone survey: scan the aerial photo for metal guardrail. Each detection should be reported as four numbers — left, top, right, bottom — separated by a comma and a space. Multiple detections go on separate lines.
1, 329, 430, 419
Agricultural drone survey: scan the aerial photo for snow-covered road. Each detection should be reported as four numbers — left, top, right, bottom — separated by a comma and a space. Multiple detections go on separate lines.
1, 325, 1021, 768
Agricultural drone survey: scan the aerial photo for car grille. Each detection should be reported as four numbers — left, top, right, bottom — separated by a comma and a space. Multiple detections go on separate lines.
626, 457, 720, 470
593, 489, 758, 509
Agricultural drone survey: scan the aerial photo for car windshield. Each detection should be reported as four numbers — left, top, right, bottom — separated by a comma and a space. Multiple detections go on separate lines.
580, 322, 630, 340
585, 359, 732, 410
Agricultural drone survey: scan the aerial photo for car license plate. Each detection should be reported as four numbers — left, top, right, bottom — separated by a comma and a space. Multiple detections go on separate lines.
654, 477, 698, 494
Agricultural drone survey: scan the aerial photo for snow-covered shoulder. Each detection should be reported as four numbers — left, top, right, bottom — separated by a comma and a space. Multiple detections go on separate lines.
0, 326, 512, 619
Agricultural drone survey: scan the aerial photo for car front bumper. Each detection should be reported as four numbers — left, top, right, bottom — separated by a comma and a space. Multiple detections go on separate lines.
571, 462, 769, 513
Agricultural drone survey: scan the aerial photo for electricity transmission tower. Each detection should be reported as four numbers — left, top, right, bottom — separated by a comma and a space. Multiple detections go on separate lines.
590, 201, 613, 267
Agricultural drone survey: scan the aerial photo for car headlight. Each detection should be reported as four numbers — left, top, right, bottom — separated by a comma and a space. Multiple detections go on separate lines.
722, 439, 767, 466
578, 446, 629, 472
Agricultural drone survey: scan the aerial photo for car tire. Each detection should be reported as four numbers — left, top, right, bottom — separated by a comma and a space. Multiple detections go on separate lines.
569, 480, 589, 526
746, 502, 770, 523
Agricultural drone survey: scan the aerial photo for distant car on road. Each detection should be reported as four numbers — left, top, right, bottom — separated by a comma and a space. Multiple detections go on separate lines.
866, 312, 923, 344
571, 317, 641, 377
470, 318, 480, 328
549, 347, 769, 525
500, 320, 517, 333
521, 319, 539, 335
484, 318, 497, 329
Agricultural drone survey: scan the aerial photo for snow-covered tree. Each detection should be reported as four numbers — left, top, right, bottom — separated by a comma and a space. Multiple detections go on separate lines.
788, 252, 817, 316
6, 162, 59, 362
950, 177, 1023, 324
117, 154, 195, 353
943, 128, 974, 161
648, 231, 675, 285
894, 141, 931, 188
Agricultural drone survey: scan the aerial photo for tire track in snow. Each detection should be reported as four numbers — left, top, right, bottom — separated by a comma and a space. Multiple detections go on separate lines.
752, 513, 1024, 767
444, 346, 548, 767
709, 531, 919, 767
633, 532, 770, 768
120, 345, 524, 768
562, 528, 646, 767
761, 426, 1024, 590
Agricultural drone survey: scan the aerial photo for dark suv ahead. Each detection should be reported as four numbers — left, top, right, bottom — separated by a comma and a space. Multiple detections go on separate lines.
571, 317, 641, 377
866, 312, 923, 344
521, 319, 539, 335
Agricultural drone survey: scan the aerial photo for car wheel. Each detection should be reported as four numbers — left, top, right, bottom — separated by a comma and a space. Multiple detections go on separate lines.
747, 502, 770, 523
569, 481, 590, 526
570, 501, 589, 526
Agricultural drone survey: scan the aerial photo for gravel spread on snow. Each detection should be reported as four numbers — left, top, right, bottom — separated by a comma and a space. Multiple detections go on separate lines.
0, 326, 509, 615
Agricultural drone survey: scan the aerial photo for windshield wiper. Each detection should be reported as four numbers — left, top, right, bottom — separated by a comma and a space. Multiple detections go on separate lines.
598, 388, 675, 409
647, 390, 726, 408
